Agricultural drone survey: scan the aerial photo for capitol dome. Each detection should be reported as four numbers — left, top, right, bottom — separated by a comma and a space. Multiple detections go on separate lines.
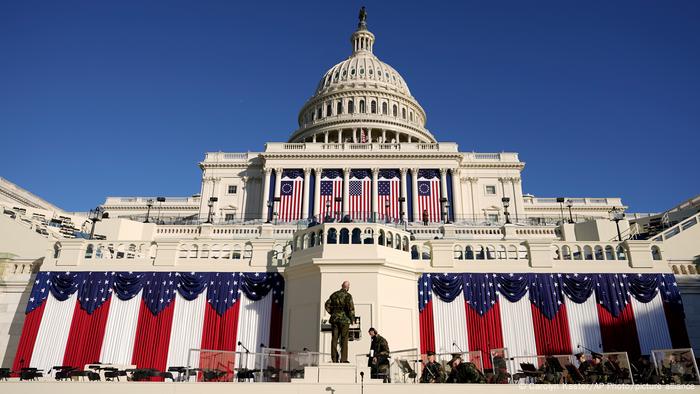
289, 8, 436, 144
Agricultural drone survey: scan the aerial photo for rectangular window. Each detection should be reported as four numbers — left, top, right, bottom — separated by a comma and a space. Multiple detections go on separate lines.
227, 185, 238, 194
225, 214, 235, 221
487, 214, 499, 223
485, 185, 497, 195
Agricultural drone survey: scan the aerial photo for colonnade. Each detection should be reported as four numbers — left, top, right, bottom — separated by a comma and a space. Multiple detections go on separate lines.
260, 167, 461, 222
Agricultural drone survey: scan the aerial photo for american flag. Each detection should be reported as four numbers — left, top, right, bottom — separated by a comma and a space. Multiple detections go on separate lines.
378, 169, 400, 222
417, 169, 442, 222
360, 128, 368, 143
349, 169, 371, 220
320, 169, 343, 220
279, 169, 304, 222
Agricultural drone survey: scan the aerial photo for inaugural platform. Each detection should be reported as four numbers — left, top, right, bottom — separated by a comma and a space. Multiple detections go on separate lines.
1, 6, 699, 394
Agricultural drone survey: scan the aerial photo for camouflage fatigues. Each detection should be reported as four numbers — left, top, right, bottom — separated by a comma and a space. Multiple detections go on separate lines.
420, 361, 445, 383
447, 361, 485, 383
369, 334, 390, 382
324, 288, 355, 362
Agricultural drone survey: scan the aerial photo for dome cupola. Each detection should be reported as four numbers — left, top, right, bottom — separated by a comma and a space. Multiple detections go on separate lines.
289, 7, 435, 144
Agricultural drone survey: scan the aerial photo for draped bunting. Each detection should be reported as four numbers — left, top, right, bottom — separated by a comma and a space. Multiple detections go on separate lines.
77, 272, 113, 314
463, 273, 497, 316
418, 272, 689, 358
113, 272, 146, 300
528, 274, 564, 320
15, 271, 285, 372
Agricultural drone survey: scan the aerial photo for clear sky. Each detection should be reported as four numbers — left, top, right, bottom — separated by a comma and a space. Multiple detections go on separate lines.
1, 1, 698, 213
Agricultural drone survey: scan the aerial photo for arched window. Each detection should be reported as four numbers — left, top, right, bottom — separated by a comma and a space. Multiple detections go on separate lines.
221, 245, 231, 259
402, 108, 406, 119
386, 231, 393, 248
498, 245, 507, 259
552, 246, 561, 260
605, 246, 615, 260
243, 244, 253, 259
594, 246, 604, 260
359, 100, 366, 113
232, 245, 242, 259
327, 228, 337, 244
409, 111, 413, 121
351, 228, 362, 244
651, 246, 662, 261
210, 244, 220, 259
486, 246, 496, 260
189, 244, 198, 259
392, 105, 398, 117
583, 246, 593, 260
348, 100, 355, 114
395, 234, 401, 250
616, 245, 626, 260
562, 245, 571, 260
371, 100, 377, 114
85, 244, 94, 259
465, 246, 474, 259
508, 245, 518, 259
200, 245, 209, 259
382, 102, 388, 114
337, 101, 343, 114
364, 228, 374, 244
378, 230, 385, 246
309, 232, 316, 247
317, 107, 322, 119
454, 245, 463, 260
340, 228, 350, 244
411, 245, 419, 260
403, 236, 409, 251
476, 246, 485, 260
573, 246, 582, 260
326, 103, 332, 117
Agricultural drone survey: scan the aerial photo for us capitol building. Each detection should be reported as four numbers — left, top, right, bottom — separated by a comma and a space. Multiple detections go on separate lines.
0, 9, 698, 391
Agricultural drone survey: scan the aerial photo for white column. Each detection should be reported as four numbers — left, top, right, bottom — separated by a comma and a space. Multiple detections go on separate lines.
382, 129, 387, 143
302, 168, 311, 219
313, 168, 322, 218
400, 168, 408, 221
469, 178, 480, 221
324, 131, 329, 143
274, 168, 282, 220
261, 169, 271, 220
371, 168, 379, 220
511, 177, 523, 222
411, 168, 419, 221
439, 169, 448, 200
337, 129, 342, 143
451, 169, 462, 221
342, 168, 350, 216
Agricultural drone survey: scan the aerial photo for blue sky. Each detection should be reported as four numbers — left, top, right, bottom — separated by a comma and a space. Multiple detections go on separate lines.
1, 1, 698, 213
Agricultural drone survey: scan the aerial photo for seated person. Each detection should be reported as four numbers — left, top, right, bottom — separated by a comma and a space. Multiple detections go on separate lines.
420, 351, 445, 383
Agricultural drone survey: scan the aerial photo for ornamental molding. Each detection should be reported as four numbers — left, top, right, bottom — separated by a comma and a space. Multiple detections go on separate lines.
259, 152, 465, 161
291, 117, 433, 143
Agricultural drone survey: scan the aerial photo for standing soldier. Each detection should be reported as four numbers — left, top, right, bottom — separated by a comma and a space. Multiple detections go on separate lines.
367, 327, 391, 382
324, 281, 355, 363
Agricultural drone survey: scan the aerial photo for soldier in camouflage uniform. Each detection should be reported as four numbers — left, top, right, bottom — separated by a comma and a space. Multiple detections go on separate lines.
420, 351, 446, 383
446, 354, 485, 383
324, 281, 355, 363
368, 327, 391, 382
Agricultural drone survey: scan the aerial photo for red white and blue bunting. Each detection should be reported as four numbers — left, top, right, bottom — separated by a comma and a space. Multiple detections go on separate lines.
14, 271, 284, 376
418, 273, 688, 367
